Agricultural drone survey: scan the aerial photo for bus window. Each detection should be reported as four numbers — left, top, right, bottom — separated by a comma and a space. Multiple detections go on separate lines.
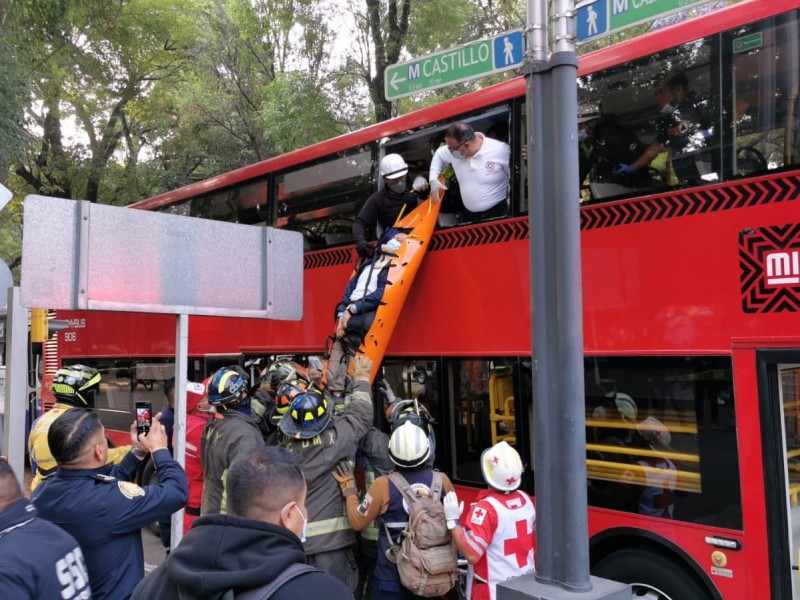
726, 11, 800, 177
448, 358, 519, 484
155, 179, 270, 225
381, 358, 442, 465
275, 147, 375, 251
386, 107, 512, 229
584, 356, 742, 530
579, 36, 718, 201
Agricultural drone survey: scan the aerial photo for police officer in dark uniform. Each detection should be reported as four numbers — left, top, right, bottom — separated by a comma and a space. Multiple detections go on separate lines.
0, 459, 91, 599
32, 408, 188, 600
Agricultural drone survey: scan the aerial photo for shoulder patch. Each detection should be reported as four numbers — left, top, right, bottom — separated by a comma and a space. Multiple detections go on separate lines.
470, 505, 488, 526
357, 493, 373, 516
93, 473, 116, 483
118, 481, 146, 499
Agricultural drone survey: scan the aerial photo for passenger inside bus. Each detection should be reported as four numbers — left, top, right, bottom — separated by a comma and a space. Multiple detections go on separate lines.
614, 71, 713, 185
577, 102, 655, 197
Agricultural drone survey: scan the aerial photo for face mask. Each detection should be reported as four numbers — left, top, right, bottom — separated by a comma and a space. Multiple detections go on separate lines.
660, 102, 675, 115
577, 130, 589, 143
386, 180, 405, 194
385, 239, 402, 253
295, 505, 308, 543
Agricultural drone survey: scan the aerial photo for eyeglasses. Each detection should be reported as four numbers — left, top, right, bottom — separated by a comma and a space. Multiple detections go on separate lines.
449, 140, 470, 156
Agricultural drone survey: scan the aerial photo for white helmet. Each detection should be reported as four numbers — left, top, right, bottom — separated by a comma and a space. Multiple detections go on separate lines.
379, 153, 409, 180
614, 393, 638, 424
388, 421, 431, 468
637, 416, 672, 450
481, 441, 523, 492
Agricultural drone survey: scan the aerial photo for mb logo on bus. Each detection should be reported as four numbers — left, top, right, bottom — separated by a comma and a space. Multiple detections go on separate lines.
766, 251, 800, 286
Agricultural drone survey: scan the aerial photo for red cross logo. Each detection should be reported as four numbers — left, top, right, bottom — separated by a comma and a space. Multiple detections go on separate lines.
492, 456, 500, 465
504, 519, 531, 568
506, 476, 517, 486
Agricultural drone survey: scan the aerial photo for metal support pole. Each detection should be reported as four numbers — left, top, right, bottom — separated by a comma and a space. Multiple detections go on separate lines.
170, 312, 189, 549
2, 288, 27, 487
526, 0, 590, 592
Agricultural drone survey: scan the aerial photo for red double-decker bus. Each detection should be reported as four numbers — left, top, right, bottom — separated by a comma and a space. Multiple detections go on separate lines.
43, 1, 800, 597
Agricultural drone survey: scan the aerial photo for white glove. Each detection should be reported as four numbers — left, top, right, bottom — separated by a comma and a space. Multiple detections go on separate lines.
429, 178, 448, 198
443, 491, 463, 521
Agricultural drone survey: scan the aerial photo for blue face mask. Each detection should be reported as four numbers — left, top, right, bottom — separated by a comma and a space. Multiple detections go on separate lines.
386, 179, 405, 194
385, 239, 402, 253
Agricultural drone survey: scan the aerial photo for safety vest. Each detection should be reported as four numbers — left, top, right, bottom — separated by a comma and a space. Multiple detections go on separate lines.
29, 403, 129, 490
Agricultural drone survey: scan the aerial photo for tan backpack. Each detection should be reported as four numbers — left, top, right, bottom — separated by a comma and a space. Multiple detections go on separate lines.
385, 471, 458, 597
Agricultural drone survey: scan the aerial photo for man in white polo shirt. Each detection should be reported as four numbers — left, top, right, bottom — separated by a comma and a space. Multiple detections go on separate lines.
429, 122, 511, 223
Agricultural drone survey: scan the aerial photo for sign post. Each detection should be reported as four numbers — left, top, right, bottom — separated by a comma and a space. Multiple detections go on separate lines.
576, 0, 705, 43
21, 197, 303, 548
384, 30, 524, 101
496, 0, 631, 598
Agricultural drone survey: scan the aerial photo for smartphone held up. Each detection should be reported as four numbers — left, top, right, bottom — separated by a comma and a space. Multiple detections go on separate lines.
135, 401, 152, 437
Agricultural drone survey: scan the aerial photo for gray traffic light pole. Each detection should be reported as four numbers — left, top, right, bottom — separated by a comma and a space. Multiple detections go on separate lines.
498, 1, 629, 598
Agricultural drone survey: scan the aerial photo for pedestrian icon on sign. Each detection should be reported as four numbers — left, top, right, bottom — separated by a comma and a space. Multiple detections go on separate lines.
576, 0, 607, 42
587, 5, 598, 36
492, 30, 523, 70
503, 37, 514, 65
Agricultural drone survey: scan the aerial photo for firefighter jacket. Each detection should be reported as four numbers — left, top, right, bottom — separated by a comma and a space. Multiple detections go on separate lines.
200, 408, 264, 515
279, 379, 373, 556
28, 403, 130, 490
31, 449, 188, 600
356, 427, 393, 546
0, 498, 92, 599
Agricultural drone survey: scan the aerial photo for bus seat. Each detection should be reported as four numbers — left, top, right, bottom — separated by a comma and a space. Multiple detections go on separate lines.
489, 367, 516, 445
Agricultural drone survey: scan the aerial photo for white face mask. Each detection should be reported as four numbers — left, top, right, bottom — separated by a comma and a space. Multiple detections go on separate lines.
577, 130, 589, 143
385, 238, 402, 253
295, 505, 308, 543
660, 102, 675, 115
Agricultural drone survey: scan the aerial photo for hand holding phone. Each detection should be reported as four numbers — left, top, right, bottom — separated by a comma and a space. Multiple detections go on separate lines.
135, 401, 152, 437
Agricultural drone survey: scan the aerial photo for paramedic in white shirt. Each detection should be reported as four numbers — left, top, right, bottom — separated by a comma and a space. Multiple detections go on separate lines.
429, 122, 511, 223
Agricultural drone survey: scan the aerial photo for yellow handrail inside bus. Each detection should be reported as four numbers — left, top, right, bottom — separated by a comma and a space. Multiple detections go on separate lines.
585, 418, 698, 434
586, 443, 699, 463
586, 459, 700, 493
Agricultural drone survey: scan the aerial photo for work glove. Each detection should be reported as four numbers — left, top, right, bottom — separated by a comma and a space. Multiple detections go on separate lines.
379, 379, 399, 406
356, 240, 373, 258
443, 491, 464, 522
352, 355, 373, 383
614, 163, 637, 175
429, 178, 448, 199
332, 460, 357, 497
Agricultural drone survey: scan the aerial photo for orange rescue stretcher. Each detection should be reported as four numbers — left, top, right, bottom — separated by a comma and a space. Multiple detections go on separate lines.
334, 188, 443, 385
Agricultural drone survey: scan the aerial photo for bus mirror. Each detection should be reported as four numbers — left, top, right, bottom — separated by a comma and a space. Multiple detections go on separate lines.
48, 320, 70, 338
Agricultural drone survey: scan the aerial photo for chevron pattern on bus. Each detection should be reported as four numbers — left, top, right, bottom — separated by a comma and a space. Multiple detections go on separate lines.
740, 222, 800, 313
304, 247, 356, 270
302, 174, 800, 269
581, 174, 800, 230
428, 219, 528, 252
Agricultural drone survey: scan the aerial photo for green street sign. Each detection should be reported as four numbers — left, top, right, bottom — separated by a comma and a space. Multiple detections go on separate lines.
733, 32, 762, 53
384, 30, 524, 101
577, 0, 705, 44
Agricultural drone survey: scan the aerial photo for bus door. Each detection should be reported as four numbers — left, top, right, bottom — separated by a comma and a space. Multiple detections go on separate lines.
757, 350, 800, 599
